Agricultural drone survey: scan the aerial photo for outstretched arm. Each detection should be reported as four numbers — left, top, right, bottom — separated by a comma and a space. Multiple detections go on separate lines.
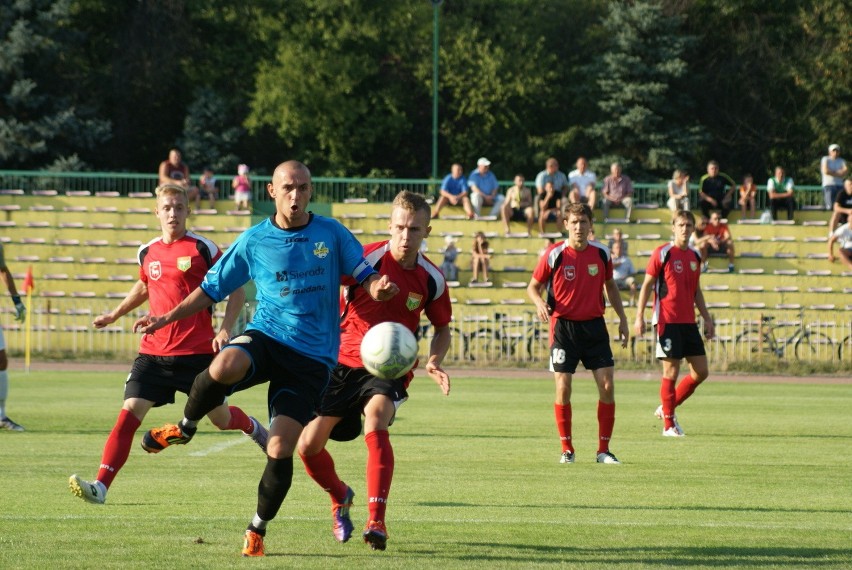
212, 287, 246, 352
93, 280, 148, 328
134, 287, 217, 334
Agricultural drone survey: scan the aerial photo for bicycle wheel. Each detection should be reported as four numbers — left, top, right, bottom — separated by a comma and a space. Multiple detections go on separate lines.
466, 327, 499, 362
526, 322, 551, 362
734, 329, 776, 360
794, 331, 834, 361
838, 335, 852, 362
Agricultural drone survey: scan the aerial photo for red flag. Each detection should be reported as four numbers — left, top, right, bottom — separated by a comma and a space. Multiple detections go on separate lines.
23, 265, 34, 294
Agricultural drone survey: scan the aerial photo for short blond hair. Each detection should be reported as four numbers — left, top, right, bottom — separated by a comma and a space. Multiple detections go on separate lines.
155, 183, 188, 203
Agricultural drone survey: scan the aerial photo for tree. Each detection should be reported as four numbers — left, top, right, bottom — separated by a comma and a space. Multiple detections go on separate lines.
178, 88, 242, 173
585, 0, 704, 178
0, 0, 111, 170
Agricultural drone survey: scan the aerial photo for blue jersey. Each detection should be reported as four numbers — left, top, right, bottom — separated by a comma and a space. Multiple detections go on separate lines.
201, 215, 375, 369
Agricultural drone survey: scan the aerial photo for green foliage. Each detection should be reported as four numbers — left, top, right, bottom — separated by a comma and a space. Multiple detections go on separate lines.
178, 88, 243, 173
3, 371, 851, 567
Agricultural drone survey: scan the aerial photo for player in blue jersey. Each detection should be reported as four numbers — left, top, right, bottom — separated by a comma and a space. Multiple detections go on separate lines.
135, 160, 399, 557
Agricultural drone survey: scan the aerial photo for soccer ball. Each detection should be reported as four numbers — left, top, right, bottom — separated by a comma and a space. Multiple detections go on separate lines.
360, 321, 419, 380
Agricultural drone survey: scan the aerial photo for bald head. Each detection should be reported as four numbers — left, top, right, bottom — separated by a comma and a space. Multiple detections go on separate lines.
273, 160, 311, 183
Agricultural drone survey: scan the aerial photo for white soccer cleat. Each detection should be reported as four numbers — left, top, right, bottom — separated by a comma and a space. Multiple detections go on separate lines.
69, 474, 107, 504
246, 417, 269, 454
559, 450, 575, 464
596, 451, 621, 464
654, 405, 663, 419
662, 426, 685, 437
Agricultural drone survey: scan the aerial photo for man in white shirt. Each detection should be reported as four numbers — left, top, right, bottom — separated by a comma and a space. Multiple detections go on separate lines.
567, 157, 597, 214
828, 217, 852, 270
821, 144, 848, 210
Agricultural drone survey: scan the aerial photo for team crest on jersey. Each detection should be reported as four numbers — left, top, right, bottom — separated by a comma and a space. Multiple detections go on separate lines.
406, 292, 423, 311
148, 261, 162, 280
177, 256, 191, 272
673, 260, 683, 273
690, 261, 697, 272
587, 264, 599, 276
563, 266, 576, 281
313, 242, 329, 259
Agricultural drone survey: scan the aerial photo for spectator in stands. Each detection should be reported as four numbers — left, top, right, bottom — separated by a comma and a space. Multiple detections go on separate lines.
704, 212, 736, 273
471, 231, 491, 283
198, 166, 217, 210
738, 174, 758, 220
538, 237, 555, 258
158, 147, 200, 205
0, 243, 26, 432
535, 157, 570, 216
828, 178, 852, 234
501, 174, 535, 235
828, 216, 852, 270
537, 181, 562, 235
698, 160, 736, 219
432, 163, 473, 219
690, 216, 714, 269
607, 226, 629, 254
610, 240, 637, 306
765, 166, 796, 221
667, 169, 690, 215
567, 157, 597, 213
601, 162, 634, 222
821, 144, 848, 210
468, 157, 505, 217
232, 164, 252, 211
440, 236, 459, 281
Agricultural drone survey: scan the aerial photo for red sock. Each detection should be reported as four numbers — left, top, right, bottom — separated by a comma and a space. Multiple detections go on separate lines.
554, 403, 572, 453
300, 448, 348, 502
597, 401, 615, 453
224, 405, 254, 433
675, 375, 701, 407
660, 378, 676, 430
96, 409, 142, 489
365, 430, 394, 524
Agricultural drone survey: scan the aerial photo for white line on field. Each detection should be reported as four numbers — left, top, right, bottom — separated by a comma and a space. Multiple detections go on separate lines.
188, 437, 247, 456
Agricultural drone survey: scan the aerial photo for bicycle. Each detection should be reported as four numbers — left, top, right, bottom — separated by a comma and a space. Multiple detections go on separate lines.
835, 322, 852, 361
464, 312, 550, 363
733, 310, 834, 361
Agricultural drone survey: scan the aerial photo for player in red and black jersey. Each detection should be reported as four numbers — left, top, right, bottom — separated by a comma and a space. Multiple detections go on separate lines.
634, 210, 715, 437
527, 203, 629, 465
298, 191, 452, 551
69, 184, 261, 505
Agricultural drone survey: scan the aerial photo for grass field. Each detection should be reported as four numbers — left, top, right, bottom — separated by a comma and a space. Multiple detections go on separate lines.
1, 369, 850, 569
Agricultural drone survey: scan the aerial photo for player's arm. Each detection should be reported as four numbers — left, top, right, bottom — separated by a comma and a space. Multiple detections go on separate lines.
212, 286, 246, 352
425, 324, 451, 396
633, 272, 656, 336
604, 279, 629, 347
828, 234, 838, 262
134, 286, 216, 334
0, 263, 25, 321
526, 276, 550, 322
362, 273, 399, 301
93, 279, 148, 328
694, 286, 715, 339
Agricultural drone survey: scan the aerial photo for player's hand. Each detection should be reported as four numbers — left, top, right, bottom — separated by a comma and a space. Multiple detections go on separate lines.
14, 302, 26, 322
618, 319, 630, 348
92, 313, 116, 329
425, 361, 450, 396
369, 274, 399, 301
634, 317, 646, 337
134, 314, 167, 335
704, 319, 715, 340
212, 329, 231, 353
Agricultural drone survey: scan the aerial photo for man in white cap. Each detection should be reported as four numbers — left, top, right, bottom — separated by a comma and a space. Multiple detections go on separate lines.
821, 144, 848, 210
467, 157, 505, 217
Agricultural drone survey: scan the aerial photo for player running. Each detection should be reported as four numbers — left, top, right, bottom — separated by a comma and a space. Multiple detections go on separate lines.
527, 203, 629, 465
634, 210, 715, 437
298, 190, 452, 551
69, 183, 263, 505
134, 161, 398, 557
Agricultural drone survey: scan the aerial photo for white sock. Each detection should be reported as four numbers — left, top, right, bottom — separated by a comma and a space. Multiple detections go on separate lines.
251, 514, 268, 530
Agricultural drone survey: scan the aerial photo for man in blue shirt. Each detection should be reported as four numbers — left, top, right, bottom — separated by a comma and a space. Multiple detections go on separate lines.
135, 160, 399, 557
468, 157, 505, 217
431, 163, 473, 219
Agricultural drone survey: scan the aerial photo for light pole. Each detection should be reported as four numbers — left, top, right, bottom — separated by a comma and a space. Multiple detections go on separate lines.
431, 0, 442, 180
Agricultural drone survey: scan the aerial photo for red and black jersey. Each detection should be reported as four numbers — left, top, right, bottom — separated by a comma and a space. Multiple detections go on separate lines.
138, 232, 221, 356
338, 241, 452, 386
532, 240, 612, 321
644, 243, 702, 326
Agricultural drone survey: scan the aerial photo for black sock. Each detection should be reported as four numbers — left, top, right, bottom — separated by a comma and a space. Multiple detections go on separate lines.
256, 456, 293, 522
184, 368, 227, 421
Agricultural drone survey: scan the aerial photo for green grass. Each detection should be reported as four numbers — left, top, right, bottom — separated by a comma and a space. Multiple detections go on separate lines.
1, 370, 850, 569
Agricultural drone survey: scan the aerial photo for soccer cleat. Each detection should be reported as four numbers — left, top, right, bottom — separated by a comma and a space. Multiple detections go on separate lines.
663, 426, 685, 437
0, 416, 25, 431
654, 405, 664, 419
559, 450, 575, 464
331, 486, 355, 543
656, 406, 685, 435
242, 529, 265, 557
246, 417, 268, 454
363, 520, 388, 551
596, 451, 621, 464
69, 474, 106, 504
141, 423, 196, 453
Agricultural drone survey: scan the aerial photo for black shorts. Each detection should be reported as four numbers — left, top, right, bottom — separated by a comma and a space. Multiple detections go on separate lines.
124, 353, 214, 407
223, 329, 331, 426
321, 365, 409, 441
655, 323, 706, 360
550, 316, 614, 373
509, 208, 528, 221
